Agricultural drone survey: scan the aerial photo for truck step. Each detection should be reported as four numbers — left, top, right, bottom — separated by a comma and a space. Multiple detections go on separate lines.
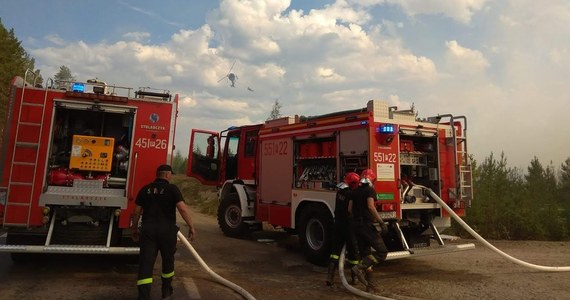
15, 142, 39, 148
17, 121, 41, 127
22, 102, 45, 107
13, 161, 36, 166
8, 182, 33, 186
0, 244, 140, 255
385, 243, 475, 261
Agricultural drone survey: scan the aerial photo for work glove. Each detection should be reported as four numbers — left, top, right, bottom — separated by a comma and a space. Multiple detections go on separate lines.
131, 228, 140, 243
378, 222, 388, 236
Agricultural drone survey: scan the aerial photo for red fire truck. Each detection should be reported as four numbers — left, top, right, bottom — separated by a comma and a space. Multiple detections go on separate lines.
0, 70, 178, 259
188, 100, 475, 264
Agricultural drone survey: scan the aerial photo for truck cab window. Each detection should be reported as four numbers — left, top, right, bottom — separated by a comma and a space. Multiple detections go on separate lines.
244, 130, 258, 157
225, 135, 239, 179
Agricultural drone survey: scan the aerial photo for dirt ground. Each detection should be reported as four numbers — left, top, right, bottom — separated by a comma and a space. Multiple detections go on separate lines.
185, 211, 570, 300
1, 209, 569, 300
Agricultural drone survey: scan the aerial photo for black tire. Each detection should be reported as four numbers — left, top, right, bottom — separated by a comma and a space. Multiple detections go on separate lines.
217, 193, 248, 237
298, 204, 334, 266
6, 231, 44, 263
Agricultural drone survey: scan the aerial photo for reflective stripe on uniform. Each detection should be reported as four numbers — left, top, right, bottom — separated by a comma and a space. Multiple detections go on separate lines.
162, 271, 175, 279
368, 255, 379, 264
347, 259, 359, 265
137, 278, 153, 285
329, 254, 339, 260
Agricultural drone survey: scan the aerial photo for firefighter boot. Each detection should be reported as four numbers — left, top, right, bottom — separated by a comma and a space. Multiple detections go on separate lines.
161, 277, 173, 299
137, 284, 151, 300
351, 264, 368, 287
365, 269, 378, 293
325, 261, 337, 286
351, 256, 376, 286
349, 262, 358, 285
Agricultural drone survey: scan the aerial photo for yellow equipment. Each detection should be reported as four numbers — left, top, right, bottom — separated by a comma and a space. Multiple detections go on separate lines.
69, 135, 115, 172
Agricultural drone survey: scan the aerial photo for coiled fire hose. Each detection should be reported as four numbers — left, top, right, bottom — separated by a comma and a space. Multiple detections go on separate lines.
414, 186, 570, 272
176, 231, 257, 300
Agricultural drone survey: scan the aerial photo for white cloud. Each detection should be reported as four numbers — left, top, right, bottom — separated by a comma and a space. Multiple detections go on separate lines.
30, 0, 440, 161
24, 0, 570, 169
315, 67, 345, 82
445, 40, 489, 74
348, 0, 488, 23
123, 31, 151, 42
202, 98, 251, 113
179, 95, 198, 108
135, 45, 176, 62
394, 0, 488, 23
45, 34, 66, 46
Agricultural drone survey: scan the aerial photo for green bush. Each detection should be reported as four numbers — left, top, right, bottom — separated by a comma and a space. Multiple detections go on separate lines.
170, 175, 218, 216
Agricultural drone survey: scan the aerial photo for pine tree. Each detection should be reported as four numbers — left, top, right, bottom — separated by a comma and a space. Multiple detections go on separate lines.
53, 65, 76, 90
0, 19, 41, 131
172, 150, 188, 175
558, 158, 570, 237
525, 157, 564, 240
468, 152, 523, 239
267, 99, 282, 121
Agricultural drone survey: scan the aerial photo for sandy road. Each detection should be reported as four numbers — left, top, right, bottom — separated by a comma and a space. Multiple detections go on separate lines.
182, 210, 570, 300
1, 209, 569, 299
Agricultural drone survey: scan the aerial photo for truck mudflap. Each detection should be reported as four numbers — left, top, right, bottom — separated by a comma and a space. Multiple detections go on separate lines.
0, 244, 139, 255
385, 242, 475, 261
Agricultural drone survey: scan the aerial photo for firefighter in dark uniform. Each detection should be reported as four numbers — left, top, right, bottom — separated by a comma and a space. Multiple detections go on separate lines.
326, 172, 361, 286
131, 164, 196, 300
349, 168, 389, 292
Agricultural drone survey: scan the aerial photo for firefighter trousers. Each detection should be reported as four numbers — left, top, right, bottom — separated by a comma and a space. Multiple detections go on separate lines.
329, 218, 360, 264
354, 223, 388, 265
137, 222, 179, 299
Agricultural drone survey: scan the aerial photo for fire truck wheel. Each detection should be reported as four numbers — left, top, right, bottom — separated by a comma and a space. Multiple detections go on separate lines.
217, 193, 248, 237
298, 204, 333, 266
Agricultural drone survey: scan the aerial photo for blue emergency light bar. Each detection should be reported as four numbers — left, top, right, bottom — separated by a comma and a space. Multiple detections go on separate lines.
378, 123, 395, 133
72, 82, 85, 93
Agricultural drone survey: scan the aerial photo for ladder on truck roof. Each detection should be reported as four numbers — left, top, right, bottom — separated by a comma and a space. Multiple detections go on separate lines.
3, 70, 49, 228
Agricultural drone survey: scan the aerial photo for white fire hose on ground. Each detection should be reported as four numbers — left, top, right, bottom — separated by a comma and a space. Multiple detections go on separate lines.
176, 231, 257, 300
417, 185, 570, 272
338, 185, 570, 300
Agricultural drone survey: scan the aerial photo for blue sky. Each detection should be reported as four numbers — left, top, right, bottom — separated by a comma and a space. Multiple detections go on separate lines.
1, 0, 569, 171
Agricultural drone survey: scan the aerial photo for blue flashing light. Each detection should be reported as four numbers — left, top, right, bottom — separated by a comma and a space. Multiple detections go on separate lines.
72, 82, 85, 93
378, 123, 395, 134
360, 120, 368, 125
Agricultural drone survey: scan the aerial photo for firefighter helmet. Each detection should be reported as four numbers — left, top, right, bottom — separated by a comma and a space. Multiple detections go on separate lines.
360, 169, 376, 184
343, 172, 360, 189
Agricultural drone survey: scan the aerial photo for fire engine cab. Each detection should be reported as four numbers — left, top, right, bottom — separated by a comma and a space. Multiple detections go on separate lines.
188, 99, 475, 264
0, 70, 178, 259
